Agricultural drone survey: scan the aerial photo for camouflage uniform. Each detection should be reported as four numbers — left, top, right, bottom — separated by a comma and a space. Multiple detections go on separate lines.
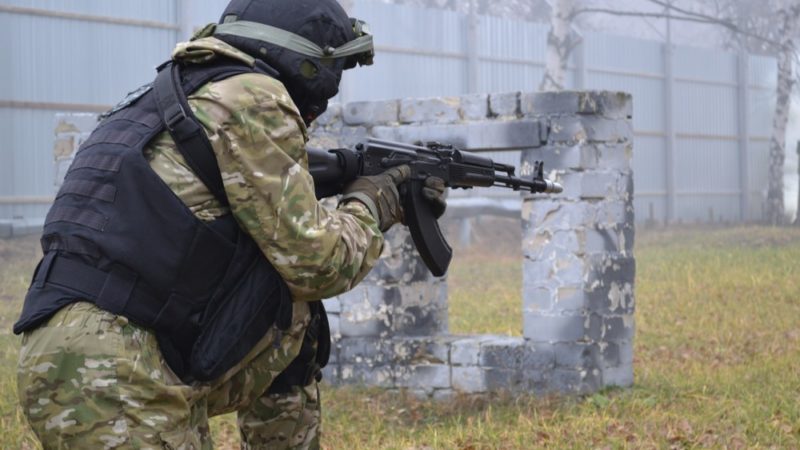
17, 37, 384, 449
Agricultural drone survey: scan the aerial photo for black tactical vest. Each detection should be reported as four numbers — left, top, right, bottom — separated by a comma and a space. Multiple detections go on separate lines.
13, 59, 325, 383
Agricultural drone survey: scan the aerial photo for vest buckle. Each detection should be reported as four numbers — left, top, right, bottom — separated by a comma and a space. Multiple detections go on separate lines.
163, 102, 188, 132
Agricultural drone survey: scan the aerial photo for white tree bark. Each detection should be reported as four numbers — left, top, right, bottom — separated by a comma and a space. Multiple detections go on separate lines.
766, 4, 800, 225
767, 45, 793, 225
540, 0, 576, 91
795, 140, 800, 225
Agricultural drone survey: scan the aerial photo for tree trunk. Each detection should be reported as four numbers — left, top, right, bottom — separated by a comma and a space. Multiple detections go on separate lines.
795, 141, 800, 225
540, 0, 575, 91
766, 10, 798, 225
766, 46, 793, 225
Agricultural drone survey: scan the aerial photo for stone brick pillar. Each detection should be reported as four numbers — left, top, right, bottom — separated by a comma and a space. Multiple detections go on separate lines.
520, 91, 635, 392
323, 228, 449, 387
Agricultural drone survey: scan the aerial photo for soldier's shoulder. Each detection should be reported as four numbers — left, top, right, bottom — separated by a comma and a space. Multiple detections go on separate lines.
198, 72, 301, 117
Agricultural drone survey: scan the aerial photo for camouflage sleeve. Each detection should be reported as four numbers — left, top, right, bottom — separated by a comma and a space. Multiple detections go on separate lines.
189, 73, 384, 302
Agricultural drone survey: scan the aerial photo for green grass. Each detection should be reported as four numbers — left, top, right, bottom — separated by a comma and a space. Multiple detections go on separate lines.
1, 227, 799, 449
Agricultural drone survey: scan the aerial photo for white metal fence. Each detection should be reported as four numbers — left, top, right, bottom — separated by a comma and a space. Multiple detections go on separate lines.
0, 0, 777, 228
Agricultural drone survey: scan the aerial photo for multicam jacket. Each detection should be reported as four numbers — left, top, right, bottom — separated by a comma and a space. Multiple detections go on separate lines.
145, 36, 384, 302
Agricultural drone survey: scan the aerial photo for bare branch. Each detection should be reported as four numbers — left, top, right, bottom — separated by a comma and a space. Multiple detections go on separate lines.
572, 6, 783, 49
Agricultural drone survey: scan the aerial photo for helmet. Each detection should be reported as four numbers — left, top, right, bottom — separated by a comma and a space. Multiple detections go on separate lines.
214, 0, 374, 124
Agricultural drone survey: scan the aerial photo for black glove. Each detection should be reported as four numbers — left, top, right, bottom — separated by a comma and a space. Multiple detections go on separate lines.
340, 165, 411, 232
421, 176, 447, 219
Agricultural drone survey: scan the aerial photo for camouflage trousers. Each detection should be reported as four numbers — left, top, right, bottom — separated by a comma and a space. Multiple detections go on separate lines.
17, 301, 321, 450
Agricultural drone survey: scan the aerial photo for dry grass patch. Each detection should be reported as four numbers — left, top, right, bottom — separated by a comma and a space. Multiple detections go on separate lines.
0, 226, 798, 448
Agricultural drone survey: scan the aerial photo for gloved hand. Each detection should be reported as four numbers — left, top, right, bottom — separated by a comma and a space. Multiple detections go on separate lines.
421, 176, 447, 219
340, 165, 411, 232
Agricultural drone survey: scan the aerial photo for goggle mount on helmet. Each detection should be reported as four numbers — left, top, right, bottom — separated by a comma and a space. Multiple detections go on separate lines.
214, 16, 374, 71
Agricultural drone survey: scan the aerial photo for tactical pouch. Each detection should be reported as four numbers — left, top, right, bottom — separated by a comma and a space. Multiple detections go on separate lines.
188, 232, 293, 382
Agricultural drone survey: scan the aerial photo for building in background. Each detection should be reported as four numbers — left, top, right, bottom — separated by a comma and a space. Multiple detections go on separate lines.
0, 0, 785, 236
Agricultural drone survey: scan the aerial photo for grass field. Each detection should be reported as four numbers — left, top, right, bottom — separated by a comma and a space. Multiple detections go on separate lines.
1, 226, 799, 449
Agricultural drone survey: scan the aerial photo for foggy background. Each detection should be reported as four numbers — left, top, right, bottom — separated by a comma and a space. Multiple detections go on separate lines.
1, 0, 798, 232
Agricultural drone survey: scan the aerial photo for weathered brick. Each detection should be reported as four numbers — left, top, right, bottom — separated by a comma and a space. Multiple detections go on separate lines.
522, 253, 557, 281
343, 100, 399, 125
521, 144, 599, 172
548, 253, 586, 285
591, 200, 635, 227
550, 367, 603, 394
524, 229, 582, 257
392, 282, 448, 336
373, 120, 546, 151
586, 280, 635, 315
553, 285, 588, 311
523, 314, 588, 342
339, 364, 394, 387
522, 285, 554, 313
577, 91, 633, 119
489, 92, 520, 117
452, 366, 487, 393
485, 368, 526, 391
338, 285, 394, 337
602, 315, 635, 341
547, 116, 632, 144
391, 337, 453, 365
315, 103, 342, 127
479, 337, 526, 368
523, 343, 557, 371
522, 199, 592, 230
585, 226, 626, 254
460, 93, 489, 120
337, 337, 392, 365
339, 126, 369, 148
601, 341, 621, 367
585, 253, 636, 288
395, 364, 451, 389
432, 389, 456, 401
585, 313, 604, 341
558, 171, 626, 200
554, 342, 602, 369
451, 337, 482, 365
400, 97, 461, 124
597, 142, 633, 171
521, 91, 632, 120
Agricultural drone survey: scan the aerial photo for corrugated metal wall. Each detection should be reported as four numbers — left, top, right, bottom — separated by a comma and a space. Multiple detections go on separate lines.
0, 0, 777, 226
343, 1, 777, 223
0, 0, 179, 225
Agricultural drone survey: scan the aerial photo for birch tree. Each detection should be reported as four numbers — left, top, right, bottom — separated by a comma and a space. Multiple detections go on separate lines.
540, 0, 578, 91
767, 7, 800, 225
544, 0, 800, 224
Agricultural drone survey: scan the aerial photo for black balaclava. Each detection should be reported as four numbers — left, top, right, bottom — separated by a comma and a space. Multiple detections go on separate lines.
215, 0, 356, 124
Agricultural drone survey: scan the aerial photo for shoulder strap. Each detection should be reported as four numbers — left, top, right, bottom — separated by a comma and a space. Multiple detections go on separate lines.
154, 62, 231, 206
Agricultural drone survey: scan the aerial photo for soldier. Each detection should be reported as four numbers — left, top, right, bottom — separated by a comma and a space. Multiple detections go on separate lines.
14, 0, 444, 448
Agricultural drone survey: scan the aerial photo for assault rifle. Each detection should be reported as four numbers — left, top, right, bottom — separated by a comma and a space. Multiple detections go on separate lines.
308, 139, 563, 276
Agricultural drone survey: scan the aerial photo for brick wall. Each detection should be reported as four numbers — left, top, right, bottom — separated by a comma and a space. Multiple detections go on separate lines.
312, 90, 636, 396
